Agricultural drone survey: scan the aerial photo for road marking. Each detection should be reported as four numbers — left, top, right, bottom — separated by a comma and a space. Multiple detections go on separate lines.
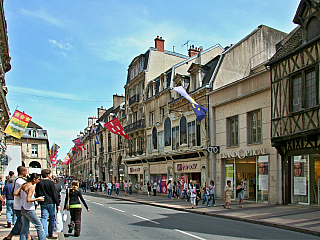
174, 229, 206, 240
91, 201, 104, 206
85, 199, 91, 201
109, 207, 125, 213
132, 214, 160, 224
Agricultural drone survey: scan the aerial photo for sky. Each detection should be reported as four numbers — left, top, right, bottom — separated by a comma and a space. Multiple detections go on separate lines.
4, 0, 301, 159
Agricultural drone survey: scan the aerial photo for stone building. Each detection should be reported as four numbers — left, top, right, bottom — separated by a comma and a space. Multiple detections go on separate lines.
207, 25, 287, 204
267, 0, 320, 205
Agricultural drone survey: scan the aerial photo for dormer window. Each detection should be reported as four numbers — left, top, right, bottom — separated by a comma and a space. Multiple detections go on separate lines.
306, 17, 320, 42
30, 129, 38, 138
192, 73, 197, 91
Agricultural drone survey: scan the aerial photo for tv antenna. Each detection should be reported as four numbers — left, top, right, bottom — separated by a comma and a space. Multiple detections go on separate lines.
181, 40, 196, 51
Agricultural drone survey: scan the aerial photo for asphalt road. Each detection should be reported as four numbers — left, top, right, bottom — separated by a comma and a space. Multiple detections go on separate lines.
59, 190, 319, 240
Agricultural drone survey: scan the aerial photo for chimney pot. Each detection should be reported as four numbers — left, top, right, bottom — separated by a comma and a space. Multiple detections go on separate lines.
154, 36, 165, 52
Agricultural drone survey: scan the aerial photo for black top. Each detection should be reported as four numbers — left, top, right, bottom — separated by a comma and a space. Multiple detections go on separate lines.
35, 179, 59, 206
54, 183, 62, 200
64, 188, 88, 210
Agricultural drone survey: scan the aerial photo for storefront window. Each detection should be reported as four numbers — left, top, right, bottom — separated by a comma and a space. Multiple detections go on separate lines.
225, 160, 234, 199
257, 155, 268, 202
293, 155, 309, 204
168, 168, 173, 181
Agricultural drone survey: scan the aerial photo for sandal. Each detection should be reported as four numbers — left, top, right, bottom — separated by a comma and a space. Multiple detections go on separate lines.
222, 205, 226, 209
228, 207, 232, 209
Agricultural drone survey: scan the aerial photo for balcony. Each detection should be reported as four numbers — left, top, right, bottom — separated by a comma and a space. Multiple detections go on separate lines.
124, 119, 145, 134
129, 94, 139, 106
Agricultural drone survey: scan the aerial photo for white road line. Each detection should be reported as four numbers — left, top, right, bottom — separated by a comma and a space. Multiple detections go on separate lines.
174, 229, 206, 240
84, 199, 91, 201
132, 214, 160, 224
109, 207, 125, 213
91, 201, 104, 206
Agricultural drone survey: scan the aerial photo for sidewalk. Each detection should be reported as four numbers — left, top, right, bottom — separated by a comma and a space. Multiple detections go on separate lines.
0, 207, 64, 240
85, 190, 320, 237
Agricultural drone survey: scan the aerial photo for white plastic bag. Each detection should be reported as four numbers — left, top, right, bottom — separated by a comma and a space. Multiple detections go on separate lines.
56, 210, 63, 232
62, 210, 68, 222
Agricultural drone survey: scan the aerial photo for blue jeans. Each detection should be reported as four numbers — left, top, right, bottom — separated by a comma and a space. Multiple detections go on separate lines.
202, 194, 209, 206
182, 190, 190, 200
6, 200, 16, 224
10, 209, 22, 235
82, 186, 86, 192
108, 188, 112, 195
176, 189, 180, 198
209, 193, 216, 205
40, 204, 56, 237
21, 208, 46, 240
168, 189, 172, 198
116, 188, 119, 195
129, 187, 132, 194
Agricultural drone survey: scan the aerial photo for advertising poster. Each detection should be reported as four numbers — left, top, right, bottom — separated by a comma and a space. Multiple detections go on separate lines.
294, 177, 307, 195
180, 175, 188, 185
258, 156, 268, 190
225, 164, 234, 188
161, 176, 168, 194
156, 176, 162, 193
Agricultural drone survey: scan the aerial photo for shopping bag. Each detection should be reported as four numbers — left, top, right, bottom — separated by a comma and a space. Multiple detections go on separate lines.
62, 210, 68, 222
56, 210, 63, 232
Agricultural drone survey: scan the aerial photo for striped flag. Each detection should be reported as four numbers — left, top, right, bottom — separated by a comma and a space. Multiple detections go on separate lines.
50, 143, 60, 157
93, 127, 99, 144
104, 118, 129, 139
4, 110, 32, 139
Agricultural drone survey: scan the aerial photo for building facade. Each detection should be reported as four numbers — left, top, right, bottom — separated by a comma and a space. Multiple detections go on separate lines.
267, 0, 320, 205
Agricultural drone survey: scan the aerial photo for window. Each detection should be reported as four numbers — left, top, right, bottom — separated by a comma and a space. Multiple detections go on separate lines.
158, 131, 164, 153
192, 73, 197, 91
149, 112, 154, 127
307, 17, 320, 42
164, 118, 171, 146
180, 116, 187, 145
30, 129, 37, 138
152, 127, 157, 150
188, 121, 196, 147
137, 136, 143, 153
160, 106, 166, 122
248, 110, 262, 144
227, 116, 239, 147
172, 126, 179, 150
147, 135, 152, 154
31, 144, 38, 157
291, 68, 318, 112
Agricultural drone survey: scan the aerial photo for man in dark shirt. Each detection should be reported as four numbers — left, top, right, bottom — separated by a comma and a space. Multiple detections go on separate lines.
2, 178, 16, 228
35, 169, 60, 238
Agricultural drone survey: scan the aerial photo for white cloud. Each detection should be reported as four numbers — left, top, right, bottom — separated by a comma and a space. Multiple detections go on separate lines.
20, 8, 64, 27
48, 39, 72, 50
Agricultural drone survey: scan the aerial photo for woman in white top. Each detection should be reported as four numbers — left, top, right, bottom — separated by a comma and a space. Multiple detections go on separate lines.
15, 173, 45, 240
189, 183, 197, 209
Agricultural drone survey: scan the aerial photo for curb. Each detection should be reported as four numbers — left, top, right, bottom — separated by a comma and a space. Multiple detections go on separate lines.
85, 192, 320, 237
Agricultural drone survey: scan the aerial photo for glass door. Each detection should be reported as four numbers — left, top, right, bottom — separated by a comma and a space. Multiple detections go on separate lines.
225, 159, 235, 200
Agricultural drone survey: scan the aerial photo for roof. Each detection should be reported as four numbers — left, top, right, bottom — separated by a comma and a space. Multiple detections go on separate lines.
27, 121, 43, 129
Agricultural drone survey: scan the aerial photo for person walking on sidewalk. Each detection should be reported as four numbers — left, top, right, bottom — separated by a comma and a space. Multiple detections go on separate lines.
172, 181, 177, 199
182, 181, 189, 201
3, 166, 28, 240
128, 180, 133, 194
201, 182, 210, 207
190, 183, 197, 209
147, 181, 151, 196
236, 181, 246, 208
124, 180, 129, 196
16, 173, 46, 240
222, 180, 233, 209
115, 181, 120, 196
2, 178, 16, 228
107, 181, 113, 196
167, 180, 172, 198
64, 181, 89, 237
35, 169, 60, 238
152, 181, 157, 196
53, 177, 62, 206
209, 180, 216, 206
176, 181, 181, 199
195, 180, 201, 206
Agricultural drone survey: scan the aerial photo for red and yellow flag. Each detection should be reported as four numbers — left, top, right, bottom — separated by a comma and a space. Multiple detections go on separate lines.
4, 110, 32, 139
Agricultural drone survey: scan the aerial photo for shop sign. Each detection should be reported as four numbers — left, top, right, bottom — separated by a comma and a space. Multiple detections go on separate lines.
174, 161, 200, 173
207, 146, 220, 153
128, 166, 143, 174
220, 148, 266, 159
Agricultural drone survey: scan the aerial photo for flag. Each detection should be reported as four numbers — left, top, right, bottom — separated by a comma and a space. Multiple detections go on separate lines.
93, 127, 99, 144
172, 86, 207, 122
50, 143, 60, 157
72, 137, 86, 151
104, 118, 129, 139
4, 110, 32, 139
63, 156, 70, 165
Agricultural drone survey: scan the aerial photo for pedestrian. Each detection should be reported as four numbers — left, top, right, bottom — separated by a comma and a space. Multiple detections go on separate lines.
172, 181, 177, 199
82, 181, 87, 193
190, 183, 197, 209
201, 182, 210, 207
64, 181, 89, 237
3, 166, 28, 240
16, 173, 46, 240
5, 171, 14, 185
236, 181, 246, 208
167, 180, 172, 198
53, 177, 62, 206
222, 180, 233, 209
152, 180, 157, 196
182, 181, 189, 201
35, 169, 60, 238
176, 181, 181, 199
195, 180, 201, 206
209, 180, 216, 206
147, 181, 151, 196
115, 181, 120, 196
93, 182, 97, 192
2, 178, 16, 228
124, 180, 129, 196
0, 175, 5, 216
128, 180, 132, 194
107, 181, 112, 196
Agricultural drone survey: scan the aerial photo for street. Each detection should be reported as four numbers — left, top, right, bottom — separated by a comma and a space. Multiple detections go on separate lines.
61, 191, 319, 240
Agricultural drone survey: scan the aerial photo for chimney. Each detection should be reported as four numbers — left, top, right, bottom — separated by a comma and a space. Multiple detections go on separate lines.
154, 36, 165, 52
188, 45, 201, 57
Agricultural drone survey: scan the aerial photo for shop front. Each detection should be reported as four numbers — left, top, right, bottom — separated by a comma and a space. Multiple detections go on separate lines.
118, 164, 125, 190
174, 160, 201, 186
150, 163, 168, 194
220, 148, 269, 202
128, 165, 143, 192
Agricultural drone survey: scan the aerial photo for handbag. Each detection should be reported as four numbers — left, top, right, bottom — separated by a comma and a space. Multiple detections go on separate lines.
56, 210, 63, 232
62, 210, 68, 222
65, 189, 70, 210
